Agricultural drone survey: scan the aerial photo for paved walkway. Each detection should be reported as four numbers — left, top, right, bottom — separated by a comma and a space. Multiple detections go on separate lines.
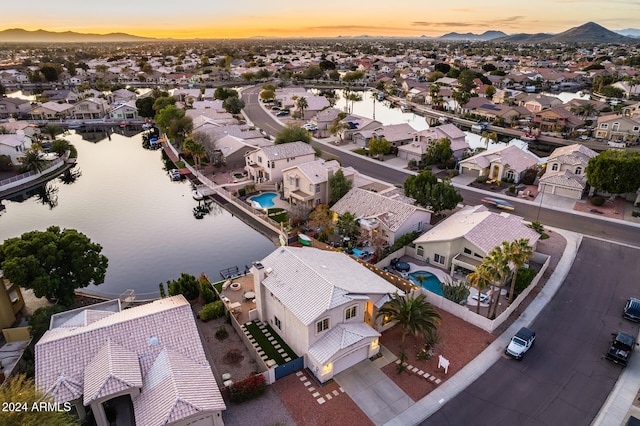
335, 357, 414, 426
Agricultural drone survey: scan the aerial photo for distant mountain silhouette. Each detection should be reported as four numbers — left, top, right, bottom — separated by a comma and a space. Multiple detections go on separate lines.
615, 28, 640, 38
0, 28, 153, 42
439, 30, 506, 41
496, 22, 632, 43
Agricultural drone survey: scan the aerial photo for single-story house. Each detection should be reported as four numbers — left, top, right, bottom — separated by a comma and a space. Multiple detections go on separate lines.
458, 145, 539, 183
35, 296, 226, 426
252, 246, 401, 383
412, 204, 540, 274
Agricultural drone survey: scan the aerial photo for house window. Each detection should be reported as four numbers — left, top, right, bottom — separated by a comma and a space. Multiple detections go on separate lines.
464, 248, 472, 254
316, 318, 330, 333
575, 167, 582, 175
633, 126, 639, 132
345, 305, 357, 320
551, 163, 559, 171
381, 314, 392, 326
274, 316, 281, 330
309, 184, 314, 193
433, 253, 446, 264
506, 170, 516, 181
600, 123, 608, 129
315, 185, 321, 193
258, 155, 263, 163
417, 246, 424, 257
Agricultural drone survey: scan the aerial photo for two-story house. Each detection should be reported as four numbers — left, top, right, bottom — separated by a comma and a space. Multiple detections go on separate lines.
0, 133, 32, 164
0, 97, 32, 119
352, 123, 416, 148
72, 98, 108, 120
245, 142, 316, 184
28, 102, 74, 120
331, 187, 432, 245
412, 204, 540, 275
594, 114, 640, 144
398, 123, 470, 161
251, 246, 400, 383
533, 106, 584, 133
282, 160, 357, 207
109, 101, 139, 120
538, 144, 597, 199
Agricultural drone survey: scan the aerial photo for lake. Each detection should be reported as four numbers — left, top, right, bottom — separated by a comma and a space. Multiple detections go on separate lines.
0, 129, 275, 299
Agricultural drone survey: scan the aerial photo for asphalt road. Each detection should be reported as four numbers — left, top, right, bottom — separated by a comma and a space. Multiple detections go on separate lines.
241, 86, 640, 247
421, 238, 640, 426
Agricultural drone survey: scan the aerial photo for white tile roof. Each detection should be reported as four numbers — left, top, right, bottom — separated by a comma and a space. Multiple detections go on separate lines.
284, 159, 344, 184
307, 323, 380, 364
459, 145, 539, 172
36, 296, 225, 416
538, 169, 586, 189
547, 143, 597, 166
0, 134, 29, 148
259, 141, 315, 160
83, 340, 142, 405
260, 247, 398, 326
331, 187, 429, 232
414, 205, 539, 254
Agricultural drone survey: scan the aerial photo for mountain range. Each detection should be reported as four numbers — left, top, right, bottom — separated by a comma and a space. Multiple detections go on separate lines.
0, 28, 152, 43
0, 23, 637, 43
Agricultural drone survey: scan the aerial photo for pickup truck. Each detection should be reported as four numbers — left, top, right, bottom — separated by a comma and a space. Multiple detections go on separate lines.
505, 327, 536, 360
605, 331, 637, 366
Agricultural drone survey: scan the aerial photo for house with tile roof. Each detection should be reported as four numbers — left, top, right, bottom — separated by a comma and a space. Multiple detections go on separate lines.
0, 97, 32, 119
27, 101, 74, 120
71, 98, 109, 120
331, 187, 432, 245
533, 106, 584, 133
108, 101, 139, 120
398, 123, 470, 161
339, 114, 383, 142
251, 246, 400, 383
35, 295, 226, 426
245, 141, 316, 184
282, 160, 357, 207
458, 145, 539, 183
352, 123, 416, 148
0, 133, 32, 164
412, 204, 540, 274
594, 114, 640, 144
538, 144, 597, 199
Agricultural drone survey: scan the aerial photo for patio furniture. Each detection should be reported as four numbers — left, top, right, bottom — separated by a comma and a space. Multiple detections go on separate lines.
228, 302, 241, 312
222, 373, 231, 381
244, 291, 256, 302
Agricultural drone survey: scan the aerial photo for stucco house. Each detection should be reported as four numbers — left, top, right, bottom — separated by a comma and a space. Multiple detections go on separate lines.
412, 204, 540, 275
109, 101, 139, 120
398, 123, 469, 161
339, 114, 383, 142
533, 106, 584, 133
538, 144, 597, 199
71, 98, 108, 120
331, 187, 432, 245
0, 97, 32, 119
245, 141, 316, 184
458, 145, 539, 183
0, 133, 32, 164
594, 114, 640, 144
282, 160, 358, 207
35, 295, 226, 426
0, 119, 40, 138
352, 123, 416, 148
251, 246, 400, 383
28, 101, 74, 120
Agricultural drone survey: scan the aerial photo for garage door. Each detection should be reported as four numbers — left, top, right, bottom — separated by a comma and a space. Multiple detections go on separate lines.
554, 187, 581, 199
333, 345, 369, 375
461, 166, 481, 177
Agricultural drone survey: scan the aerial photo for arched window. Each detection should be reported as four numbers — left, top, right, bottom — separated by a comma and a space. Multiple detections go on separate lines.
575, 167, 582, 175
551, 163, 559, 171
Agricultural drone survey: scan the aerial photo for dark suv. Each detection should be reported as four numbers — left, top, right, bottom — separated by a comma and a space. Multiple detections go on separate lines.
605, 331, 637, 366
623, 298, 640, 322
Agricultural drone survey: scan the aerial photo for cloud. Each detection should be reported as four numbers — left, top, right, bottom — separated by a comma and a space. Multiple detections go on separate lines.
412, 16, 526, 29
411, 22, 475, 28
449, 8, 473, 12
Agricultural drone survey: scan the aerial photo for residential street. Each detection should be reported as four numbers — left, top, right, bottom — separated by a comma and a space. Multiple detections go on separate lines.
420, 238, 640, 425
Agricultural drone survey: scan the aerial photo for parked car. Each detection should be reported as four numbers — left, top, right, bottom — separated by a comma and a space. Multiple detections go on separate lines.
505, 327, 536, 360
276, 110, 289, 117
471, 122, 489, 132
302, 123, 318, 131
623, 298, 640, 322
481, 197, 515, 211
605, 331, 637, 366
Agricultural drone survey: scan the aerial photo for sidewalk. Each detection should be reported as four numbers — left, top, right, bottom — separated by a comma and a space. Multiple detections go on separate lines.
384, 227, 583, 426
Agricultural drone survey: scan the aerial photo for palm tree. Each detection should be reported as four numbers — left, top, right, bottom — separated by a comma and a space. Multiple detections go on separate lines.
375, 292, 441, 345
480, 131, 498, 149
482, 247, 511, 319
336, 211, 361, 241
467, 265, 493, 314
296, 96, 308, 120
503, 239, 534, 303
577, 102, 597, 120
22, 149, 47, 173
42, 124, 62, 141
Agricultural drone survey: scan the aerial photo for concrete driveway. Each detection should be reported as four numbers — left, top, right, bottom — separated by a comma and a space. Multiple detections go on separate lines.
335, 358, 414, 425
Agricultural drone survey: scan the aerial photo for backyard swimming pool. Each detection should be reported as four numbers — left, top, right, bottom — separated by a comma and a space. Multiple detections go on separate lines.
248, 192, 277, 208
408, 271, 444, 297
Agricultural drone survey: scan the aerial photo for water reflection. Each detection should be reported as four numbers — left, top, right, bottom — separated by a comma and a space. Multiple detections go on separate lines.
59, 167, 82, 185
35, 182, 59, 209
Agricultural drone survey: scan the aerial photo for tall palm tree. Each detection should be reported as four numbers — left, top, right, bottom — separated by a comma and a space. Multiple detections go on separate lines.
482, 246, 511, 319
22, 149, 47, 173
577, 102, 597, 120
296, 96, 308, 120
375, 292, 441, 345
336, 211, 361, 241
480, 131, 498, 149
467, 264, 493, 314
503, 239, 534, 303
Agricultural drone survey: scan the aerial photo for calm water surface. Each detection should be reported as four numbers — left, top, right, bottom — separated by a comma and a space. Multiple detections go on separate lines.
0, 130, 275, 299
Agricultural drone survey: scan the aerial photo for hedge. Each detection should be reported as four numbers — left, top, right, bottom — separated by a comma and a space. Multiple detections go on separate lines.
230, 374, 267, 403
198, 301, 225, 321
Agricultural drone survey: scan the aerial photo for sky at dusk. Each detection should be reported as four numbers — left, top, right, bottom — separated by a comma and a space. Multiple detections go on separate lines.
1, 1, 637, 39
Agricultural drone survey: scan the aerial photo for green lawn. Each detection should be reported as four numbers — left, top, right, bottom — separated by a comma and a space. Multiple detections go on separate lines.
245, 321, 298, 364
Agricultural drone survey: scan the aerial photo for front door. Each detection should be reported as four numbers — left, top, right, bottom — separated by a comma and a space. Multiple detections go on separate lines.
364, 302, 373, 327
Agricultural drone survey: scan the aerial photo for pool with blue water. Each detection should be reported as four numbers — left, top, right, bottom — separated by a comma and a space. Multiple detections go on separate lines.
248, 192, 277, 208
408, 271, 444, 297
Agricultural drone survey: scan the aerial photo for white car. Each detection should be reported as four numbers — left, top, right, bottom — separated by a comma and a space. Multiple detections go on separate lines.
302, 123, 318, 131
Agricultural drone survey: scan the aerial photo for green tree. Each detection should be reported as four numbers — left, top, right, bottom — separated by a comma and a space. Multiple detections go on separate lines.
457, 68, 477, 92
303, 65, 324, 80
375, 292, 441, 344
296, 96, 308, 119
39, 64, 61, 82
0, 374, 79, 426
21, 149, 47, 173
404, 170, 462, 214
482, 245, 512, 319
28, 305, 68, 341
274, 125, 311, 145
485, 85, 496, 98
336, 212, 361, 241
502, 239, 534, 303
308, 204, 334, 242
182, 137, 207, 171
466, 265, 493, 314
328, 169, 352, 204
586, 150, 640, 194
423, 138, 453, 164
136, 97, 155, 118
260, 89, 275, 103
481, 131, 498, 149
0, 226, 108, 306
404, 170, 438, 206
50, 139, 70, 156
42, 124, 63, 141
214, 87, 238, 100
152, 96, 176, 113
156, 105, 192, 142
427, 180, 463, 215
222, 96, 245, 114
367, 137, 392, 158
167, 273, 200, 301
0, 82, 5, 96
328, 117, 350, 143
342, 71, 365, 84
241, 72, 255, 83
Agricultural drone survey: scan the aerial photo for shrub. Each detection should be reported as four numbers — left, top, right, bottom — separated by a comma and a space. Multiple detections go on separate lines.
408, 159, 417, 169
201, 284, 217, 304
633, 211, 640, 218
444, 158, 457, 169
230, 374, 267, 403
527, 221, 549, 240
591, 196, 605, 206
441, 279, 470, 304
476, 176, 489, 184
167, 273, 200, 301
514, 266, 537, 296
198, 301, 225, 321
215, 325, 229, 340
238, 188, 246, 197
521, 169, 537, 185
447, 169, 459, 178
508, 184, 516, 194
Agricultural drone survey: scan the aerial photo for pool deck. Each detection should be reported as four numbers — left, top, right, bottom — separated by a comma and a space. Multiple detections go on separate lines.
403, 261, 452, 284
248, 192, 290, 210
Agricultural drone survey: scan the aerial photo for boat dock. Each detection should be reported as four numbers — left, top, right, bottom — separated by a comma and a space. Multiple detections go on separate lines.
220, 265, 241, 279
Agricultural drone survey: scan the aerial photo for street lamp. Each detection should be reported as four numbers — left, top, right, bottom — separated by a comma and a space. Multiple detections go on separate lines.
536, 186, 545, 222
